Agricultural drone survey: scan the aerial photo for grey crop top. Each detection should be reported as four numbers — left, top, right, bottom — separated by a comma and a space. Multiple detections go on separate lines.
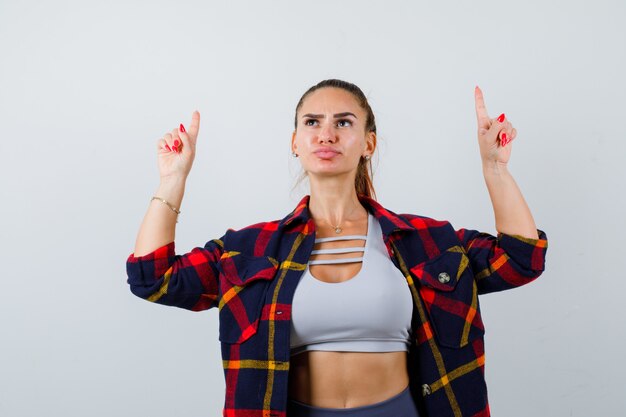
290, 213, 414, 357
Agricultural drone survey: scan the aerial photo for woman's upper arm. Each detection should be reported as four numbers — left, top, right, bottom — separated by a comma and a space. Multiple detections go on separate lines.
126, 237, 225, 311
455, 227, 548, 294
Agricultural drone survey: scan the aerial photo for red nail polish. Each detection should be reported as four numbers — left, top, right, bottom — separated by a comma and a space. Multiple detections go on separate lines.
172, 145, 178, 152
174, 139, 180, 147
180, 123, 186, 133
497, 113, 505, 123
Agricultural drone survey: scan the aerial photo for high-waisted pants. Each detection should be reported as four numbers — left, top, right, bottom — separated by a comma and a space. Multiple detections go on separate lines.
286, 385, 420, 417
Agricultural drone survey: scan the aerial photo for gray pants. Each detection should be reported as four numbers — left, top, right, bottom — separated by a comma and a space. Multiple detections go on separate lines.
286, 385, 420, 417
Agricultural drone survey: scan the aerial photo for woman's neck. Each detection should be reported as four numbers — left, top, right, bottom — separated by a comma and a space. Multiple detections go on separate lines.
307, 175, 367, 227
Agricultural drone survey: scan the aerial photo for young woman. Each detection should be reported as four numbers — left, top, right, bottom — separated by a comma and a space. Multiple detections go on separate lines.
126, 79, 548, 417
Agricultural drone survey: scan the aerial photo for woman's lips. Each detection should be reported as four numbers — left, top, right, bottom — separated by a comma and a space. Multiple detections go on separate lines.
314, 148, 341, 159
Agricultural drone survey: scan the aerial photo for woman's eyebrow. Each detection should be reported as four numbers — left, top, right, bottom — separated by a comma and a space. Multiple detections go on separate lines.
301, 112, 357, 119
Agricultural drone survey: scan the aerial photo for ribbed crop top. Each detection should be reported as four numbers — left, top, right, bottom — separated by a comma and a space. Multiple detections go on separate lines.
290, 213, 414, 357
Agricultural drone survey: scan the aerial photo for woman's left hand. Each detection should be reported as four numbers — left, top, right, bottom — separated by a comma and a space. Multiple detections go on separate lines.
474, 86, 517, 165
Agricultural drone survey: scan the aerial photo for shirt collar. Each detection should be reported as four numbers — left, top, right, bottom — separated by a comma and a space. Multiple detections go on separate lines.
281, 194, 415, 236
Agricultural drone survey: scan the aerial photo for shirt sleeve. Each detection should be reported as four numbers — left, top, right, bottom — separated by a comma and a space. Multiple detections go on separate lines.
125, 237, 225, 311
454, 228, 548, 295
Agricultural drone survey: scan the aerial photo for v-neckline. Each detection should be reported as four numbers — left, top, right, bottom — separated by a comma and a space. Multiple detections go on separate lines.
307, 213, 372, 285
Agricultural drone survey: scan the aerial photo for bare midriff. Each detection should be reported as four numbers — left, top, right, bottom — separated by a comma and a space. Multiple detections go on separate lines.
287, 350, 410, 408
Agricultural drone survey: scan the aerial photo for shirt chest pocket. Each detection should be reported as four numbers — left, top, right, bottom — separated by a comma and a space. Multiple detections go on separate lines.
217, 252, 279, 344
410, 246, 484, 348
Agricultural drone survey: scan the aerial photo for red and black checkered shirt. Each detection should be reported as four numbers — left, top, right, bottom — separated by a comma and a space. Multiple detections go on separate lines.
126, 194, 548, 417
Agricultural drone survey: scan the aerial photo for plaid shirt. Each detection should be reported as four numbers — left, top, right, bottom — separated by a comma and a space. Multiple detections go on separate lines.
126, 195, 548, 417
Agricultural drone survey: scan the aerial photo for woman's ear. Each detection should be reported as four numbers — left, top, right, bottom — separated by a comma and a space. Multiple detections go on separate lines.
291, 130, 298, 154
366, 131, 377, 154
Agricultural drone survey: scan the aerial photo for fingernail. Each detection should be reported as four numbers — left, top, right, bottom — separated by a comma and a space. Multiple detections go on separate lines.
497, 113, 505, 123
174, 139, 180, 147
165, 144, 171, 151
180, 123, 186, 133
172, 145, 178, 152
501, 133, 508, 146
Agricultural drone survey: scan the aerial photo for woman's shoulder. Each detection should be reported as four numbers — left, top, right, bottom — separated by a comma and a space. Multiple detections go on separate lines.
222, 218, 282, 239
396, 211, 452, 227
359, 196, 454, 232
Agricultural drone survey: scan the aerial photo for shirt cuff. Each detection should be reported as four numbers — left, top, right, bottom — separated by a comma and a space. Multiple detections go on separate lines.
496, 229, 548, 273
127, 241, 175, 263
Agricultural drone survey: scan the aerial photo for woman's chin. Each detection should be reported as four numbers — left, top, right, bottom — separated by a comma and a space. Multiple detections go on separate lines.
305, 165, 355, 179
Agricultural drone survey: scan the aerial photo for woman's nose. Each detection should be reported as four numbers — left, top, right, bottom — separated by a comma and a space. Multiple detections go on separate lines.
318, 123, 336, 143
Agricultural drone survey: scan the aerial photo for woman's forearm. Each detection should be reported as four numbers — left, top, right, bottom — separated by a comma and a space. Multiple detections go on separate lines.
482, 161, 539, 239
133, 176, 187, 257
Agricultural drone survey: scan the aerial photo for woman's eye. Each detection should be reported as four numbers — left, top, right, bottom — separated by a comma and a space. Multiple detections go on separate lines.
303, 119, 352, 127
337, 119, 352, 127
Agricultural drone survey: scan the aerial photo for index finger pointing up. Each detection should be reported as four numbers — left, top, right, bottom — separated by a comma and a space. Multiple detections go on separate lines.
474, 86, 491, 130
188, 110, 201, 138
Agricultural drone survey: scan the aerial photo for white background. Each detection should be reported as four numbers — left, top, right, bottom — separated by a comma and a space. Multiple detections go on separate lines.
1, 1, 624, 416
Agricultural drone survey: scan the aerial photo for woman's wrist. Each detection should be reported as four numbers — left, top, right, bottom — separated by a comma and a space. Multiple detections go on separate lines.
156, 176, 187, 209
482, 159, 510, 179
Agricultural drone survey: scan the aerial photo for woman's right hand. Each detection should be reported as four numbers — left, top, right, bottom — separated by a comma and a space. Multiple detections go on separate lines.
157, 110, 200, 181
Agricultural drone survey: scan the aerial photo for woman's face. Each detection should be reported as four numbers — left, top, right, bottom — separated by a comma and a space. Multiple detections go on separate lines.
291, 87, 376, 179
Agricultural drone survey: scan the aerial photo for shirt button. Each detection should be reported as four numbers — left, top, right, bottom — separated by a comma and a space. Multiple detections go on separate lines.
422, 384, 432, 396
438, 272, 451, 284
